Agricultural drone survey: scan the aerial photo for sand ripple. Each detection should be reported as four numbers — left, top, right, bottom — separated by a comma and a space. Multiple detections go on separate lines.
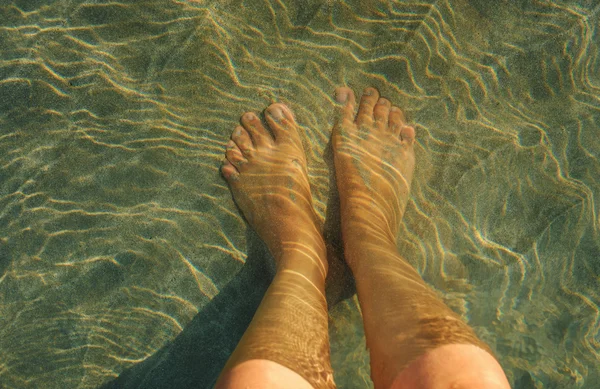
0, 0, 599, 387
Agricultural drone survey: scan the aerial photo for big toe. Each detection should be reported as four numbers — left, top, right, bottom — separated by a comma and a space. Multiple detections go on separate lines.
334, 87, 357, 128
335, 86, 355, 105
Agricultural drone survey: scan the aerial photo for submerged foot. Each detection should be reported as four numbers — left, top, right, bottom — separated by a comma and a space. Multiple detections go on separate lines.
331, 87, 416, 267
221, 104, 325, 272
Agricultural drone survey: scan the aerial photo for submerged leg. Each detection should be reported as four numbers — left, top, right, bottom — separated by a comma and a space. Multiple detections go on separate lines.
216, 104, 335, 389
331, 86, 511, 389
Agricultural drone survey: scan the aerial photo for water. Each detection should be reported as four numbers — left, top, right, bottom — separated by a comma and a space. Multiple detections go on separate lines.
0, 0, 599, 387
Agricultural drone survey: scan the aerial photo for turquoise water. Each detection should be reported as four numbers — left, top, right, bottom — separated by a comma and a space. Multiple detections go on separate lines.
1, 0, 599, 387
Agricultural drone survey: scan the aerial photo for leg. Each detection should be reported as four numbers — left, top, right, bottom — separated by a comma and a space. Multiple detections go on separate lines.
216, 104, 335, 389
332, 87, 511, 389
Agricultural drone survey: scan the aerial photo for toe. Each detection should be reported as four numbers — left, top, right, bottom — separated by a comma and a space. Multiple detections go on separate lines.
241, 112, 272, 147
373, 98, 391, 131
389, 106, 406, 136
399, 125, 416, 146
356, 87, 379, 127
231, 126, 254, 158
220, 158, 240, 182
334, 86, 357, 128
225, 140, 249, 168
265, 103, 302, 146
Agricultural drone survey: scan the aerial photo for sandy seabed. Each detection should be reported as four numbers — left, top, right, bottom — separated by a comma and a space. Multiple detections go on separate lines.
0, 1, 599, 388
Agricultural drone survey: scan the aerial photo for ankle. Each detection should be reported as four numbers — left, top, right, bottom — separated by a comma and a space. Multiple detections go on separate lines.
341, 213, 397, 245
339, 198, 400, 239
342, 227, 398, 270
274, 237, 329, 283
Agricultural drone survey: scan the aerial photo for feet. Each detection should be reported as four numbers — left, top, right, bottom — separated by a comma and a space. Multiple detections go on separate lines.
332, 87, 416, 266
221, 103, 325, 271
220, 87, 416, 278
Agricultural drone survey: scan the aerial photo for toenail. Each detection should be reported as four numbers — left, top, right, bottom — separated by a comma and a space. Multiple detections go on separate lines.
336, 89, 348, 103
377, 98, 388, 105
391, 107, 401, 112
234, 128, 242, 137
226, 140, 236, 149
283, 105, 296, 119
364, 88, 375, 96
267, 106, 284, 122
244, 112, 256, 121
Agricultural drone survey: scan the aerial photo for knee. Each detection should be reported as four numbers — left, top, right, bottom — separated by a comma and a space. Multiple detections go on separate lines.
216, 359, 316, 389
390, 344, 511, 389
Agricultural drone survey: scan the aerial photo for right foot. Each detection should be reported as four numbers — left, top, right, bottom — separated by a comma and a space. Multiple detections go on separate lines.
331, 87, 416, 267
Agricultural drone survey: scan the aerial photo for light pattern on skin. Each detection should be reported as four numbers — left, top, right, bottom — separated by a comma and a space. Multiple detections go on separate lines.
220, 87, 494, 389
332, 88, 415, 241
329, 87, 502, 389
219, 103, 335, 389
2, 1, 597, 387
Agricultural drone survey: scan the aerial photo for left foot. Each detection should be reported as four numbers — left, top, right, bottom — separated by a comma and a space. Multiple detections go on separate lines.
221, 104, 326, 274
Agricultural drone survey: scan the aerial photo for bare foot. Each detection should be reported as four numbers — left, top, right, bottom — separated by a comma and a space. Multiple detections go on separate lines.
331, 87, 416, 267
221, 103, 326, 274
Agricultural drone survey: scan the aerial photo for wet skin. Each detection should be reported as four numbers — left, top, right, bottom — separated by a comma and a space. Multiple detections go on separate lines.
219, 86, 417, 389
330, 86, 416, 266
219, 88, 510, 389
219, 102, 335, 388
220, 87, 416, 274
221, 104, 327, 274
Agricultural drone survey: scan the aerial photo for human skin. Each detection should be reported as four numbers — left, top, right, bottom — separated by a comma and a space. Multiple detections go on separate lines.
216, 87, 511, 389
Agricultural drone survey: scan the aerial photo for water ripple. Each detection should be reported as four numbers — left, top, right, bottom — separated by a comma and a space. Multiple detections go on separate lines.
0, 0, 599, 387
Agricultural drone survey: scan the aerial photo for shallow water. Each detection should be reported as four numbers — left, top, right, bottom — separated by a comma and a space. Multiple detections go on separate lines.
0, 0, 599, 388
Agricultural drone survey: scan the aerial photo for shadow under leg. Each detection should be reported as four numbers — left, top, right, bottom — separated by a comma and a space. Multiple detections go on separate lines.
216, 235, 336, 389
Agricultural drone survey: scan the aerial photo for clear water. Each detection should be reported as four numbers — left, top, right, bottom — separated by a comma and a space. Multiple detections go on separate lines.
0, 0, 599, 388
